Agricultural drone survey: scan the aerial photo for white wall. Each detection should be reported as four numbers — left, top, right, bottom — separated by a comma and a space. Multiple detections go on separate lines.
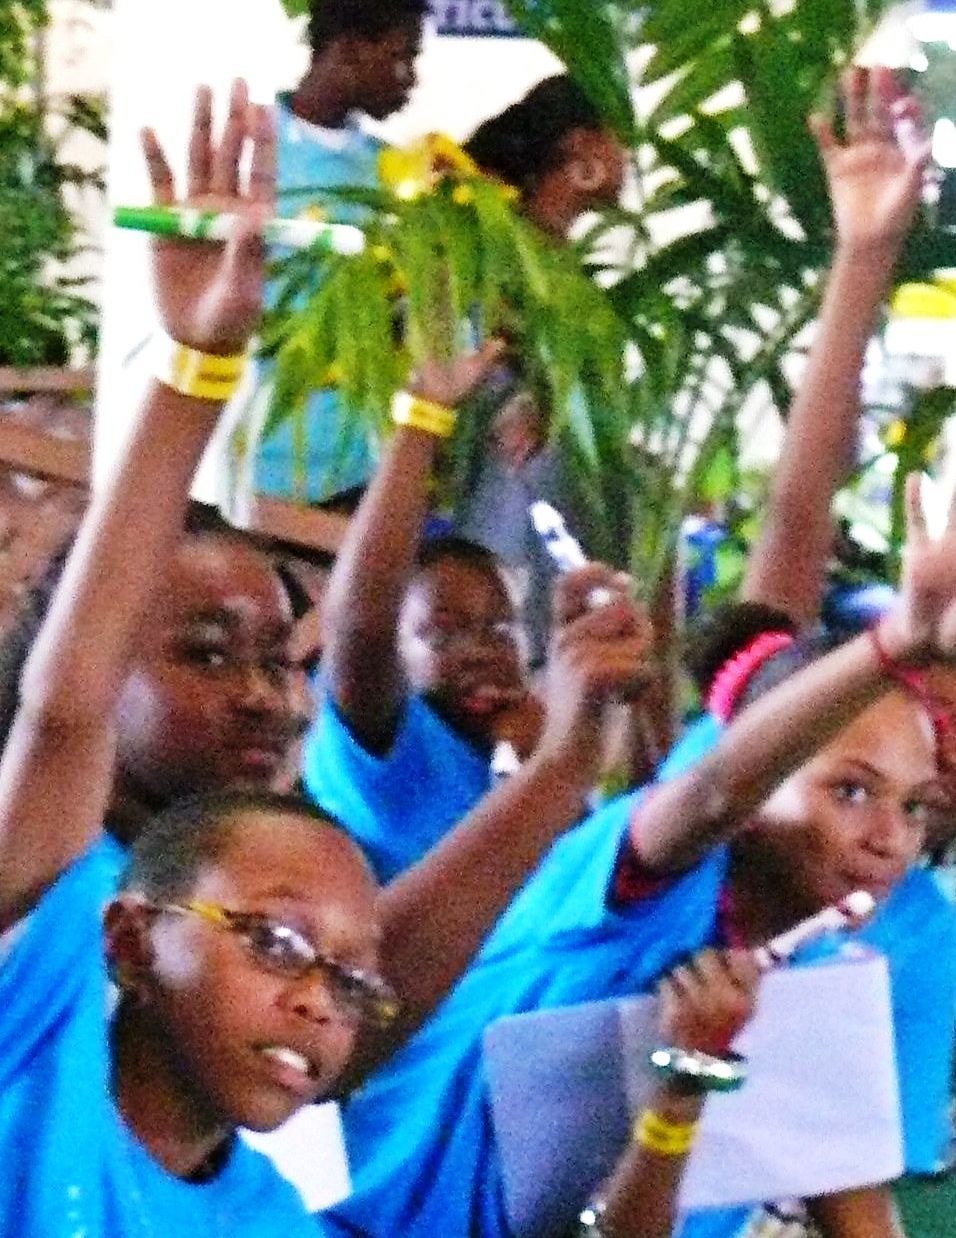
96, 0, 561, 491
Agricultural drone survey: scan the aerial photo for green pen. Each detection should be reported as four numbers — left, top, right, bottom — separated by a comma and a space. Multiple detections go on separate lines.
113, 205, 366, 254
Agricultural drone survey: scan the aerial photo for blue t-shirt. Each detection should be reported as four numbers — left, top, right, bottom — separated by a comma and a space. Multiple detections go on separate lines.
325, 717, 956, 1238
303, 694, 492, 882
0, 838, 332, 1238
244, 99, 385, 504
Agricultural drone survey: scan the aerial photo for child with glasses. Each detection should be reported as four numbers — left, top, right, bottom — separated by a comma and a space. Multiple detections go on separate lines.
0, 79, 672, 1237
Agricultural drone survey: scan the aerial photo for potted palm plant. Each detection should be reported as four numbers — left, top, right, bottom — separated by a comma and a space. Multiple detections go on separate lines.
263, 1, 956, 588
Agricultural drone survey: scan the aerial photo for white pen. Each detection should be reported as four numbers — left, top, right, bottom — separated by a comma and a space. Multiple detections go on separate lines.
529, 501, 616, 608
753, 890, 877, 971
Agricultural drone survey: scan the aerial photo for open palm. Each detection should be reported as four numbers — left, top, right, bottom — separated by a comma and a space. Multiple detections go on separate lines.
812, 67, 931, 253
142, 80, 274, 356
883, 476, 956, 662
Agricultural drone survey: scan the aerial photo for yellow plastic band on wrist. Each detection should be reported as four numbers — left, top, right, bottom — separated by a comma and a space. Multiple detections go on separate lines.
391, 391, 457, 439
633, 1109, 698, 1157
156, 332, 247, 402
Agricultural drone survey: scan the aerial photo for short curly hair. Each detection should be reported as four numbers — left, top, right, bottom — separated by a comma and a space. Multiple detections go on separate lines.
307, 0, 427, 52
464, 75, 605, 193
120, 789, 359, 901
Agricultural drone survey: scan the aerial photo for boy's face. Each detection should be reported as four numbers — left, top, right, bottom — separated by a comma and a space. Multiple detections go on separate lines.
116, 536, 310, 810
111, 811, 382, 1133
398, 556, 527, 745
349, 20, 423, 119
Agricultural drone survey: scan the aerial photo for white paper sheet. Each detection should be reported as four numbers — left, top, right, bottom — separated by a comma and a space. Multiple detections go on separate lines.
484, 953, 903, 1238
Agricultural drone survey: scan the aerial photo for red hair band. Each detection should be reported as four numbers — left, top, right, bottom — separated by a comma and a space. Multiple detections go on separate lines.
868, 627, 956, 766
706, 631, 796, 723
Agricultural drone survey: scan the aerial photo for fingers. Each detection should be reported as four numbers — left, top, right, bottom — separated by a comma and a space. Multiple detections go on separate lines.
843, 66, 868, 144
463, 334, 507, 386
867, 65, 895, 143
141, 126, 174, 206
808, 113, 837, 154
724, 949, 761, 995
830, 66, 918, 150
210, 78, 250, 198
480, 336, 508, 364
186, 84, 214, 198
247, 103, 276, 208
905, 472, 929, 546
552, 563, 632, 626
556, 590, 650, 648
656, 949, 761, 1053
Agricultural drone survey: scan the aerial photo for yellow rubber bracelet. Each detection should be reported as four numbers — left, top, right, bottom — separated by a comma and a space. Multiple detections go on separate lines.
156, 332, 247, 402
391, 391, 457, 439
633, 1109, 698, 1157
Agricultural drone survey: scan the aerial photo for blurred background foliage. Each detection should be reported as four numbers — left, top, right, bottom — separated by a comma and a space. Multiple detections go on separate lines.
0, 0, 106, 368
270, 4, 956, 588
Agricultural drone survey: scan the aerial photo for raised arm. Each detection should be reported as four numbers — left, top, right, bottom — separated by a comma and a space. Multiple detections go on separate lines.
322, 346, 503, 753
593, 951, 761, 1238
743, 67, 931, 625
0, 83, 272, 927
634, 477, 956, 873
342, 566, 651, 1068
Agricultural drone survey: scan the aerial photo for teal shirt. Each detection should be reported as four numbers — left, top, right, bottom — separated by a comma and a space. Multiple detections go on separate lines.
244, 98, 384, 504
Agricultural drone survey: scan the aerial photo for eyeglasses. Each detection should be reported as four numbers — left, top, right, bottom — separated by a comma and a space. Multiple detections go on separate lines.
149, 900, 400, 1029
414, 618, 521, 655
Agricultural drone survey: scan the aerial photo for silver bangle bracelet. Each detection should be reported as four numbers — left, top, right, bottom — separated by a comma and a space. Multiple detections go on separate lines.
577, 1199, 611, 1237
649, 1045, 746, 1093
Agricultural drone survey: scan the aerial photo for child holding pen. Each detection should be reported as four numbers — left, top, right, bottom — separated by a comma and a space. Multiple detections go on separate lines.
323, 72, 956, 1238
0, 78, 768, 1238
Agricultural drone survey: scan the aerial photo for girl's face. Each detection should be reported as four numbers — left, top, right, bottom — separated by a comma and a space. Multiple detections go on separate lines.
109, 811, 382, 1134
755, 693, 945, 911
115, 535, 309, 808
399, 556, 526, 745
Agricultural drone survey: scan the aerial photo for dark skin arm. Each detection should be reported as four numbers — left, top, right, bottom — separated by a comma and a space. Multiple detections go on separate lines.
598, 950, 761, 1238
807, 1186, 906, 1238
0, 82, 272, 928
322, 346, 503, 754
743, 68, 930, 626
344, 566, 652, 1081
633, 478, 956, 874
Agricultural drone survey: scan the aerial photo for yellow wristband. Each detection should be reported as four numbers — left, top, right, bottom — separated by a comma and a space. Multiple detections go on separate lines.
155, 332, 247, 402
633, 1109, 698, 1157
392, 391, 457, 439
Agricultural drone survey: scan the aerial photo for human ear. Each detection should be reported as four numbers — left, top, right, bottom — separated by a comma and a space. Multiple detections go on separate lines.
103, 896, 157, 1001
563, 130, 609, 194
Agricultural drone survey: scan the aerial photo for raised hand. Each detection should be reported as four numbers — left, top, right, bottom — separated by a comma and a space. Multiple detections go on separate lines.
142, 79, 274, 356
407, 338, 507, 408
538, 564, 653, 777
810, 66, 932, 256
880, 476, 956, 663
658, 949, 760, 1058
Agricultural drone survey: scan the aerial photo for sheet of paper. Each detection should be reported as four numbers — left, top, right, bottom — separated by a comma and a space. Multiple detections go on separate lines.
485, 954, 903, 1238
241, 1101, 351, 1212
483, 998, 630, 1238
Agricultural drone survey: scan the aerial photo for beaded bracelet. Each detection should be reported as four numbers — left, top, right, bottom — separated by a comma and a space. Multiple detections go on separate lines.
155, 331, 247, 402
391, 390, 457, 439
